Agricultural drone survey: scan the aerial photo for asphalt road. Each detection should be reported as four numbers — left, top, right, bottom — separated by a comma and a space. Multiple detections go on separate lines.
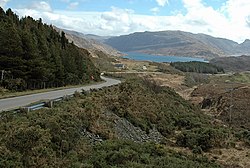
0, 76, 121, 112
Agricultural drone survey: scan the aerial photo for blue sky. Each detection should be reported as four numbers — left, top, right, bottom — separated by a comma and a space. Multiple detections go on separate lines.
1, 0, 250, 42
4, 0, 227, 15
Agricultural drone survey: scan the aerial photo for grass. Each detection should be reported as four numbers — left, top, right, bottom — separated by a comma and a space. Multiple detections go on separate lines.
230, 72, 250, 83
0, 80, 105, 99
210, 72, 250, 84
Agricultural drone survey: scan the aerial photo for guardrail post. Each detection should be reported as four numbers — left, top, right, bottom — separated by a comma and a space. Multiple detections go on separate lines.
74, 91, 81, 97
63, 95, 70, 101
45, 101, 53, 108
82, 90, 90, 95
20, 107, 30, 113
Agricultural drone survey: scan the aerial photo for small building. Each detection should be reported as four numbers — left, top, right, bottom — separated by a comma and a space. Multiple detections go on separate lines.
115, 64, 125, 69
142, 65, 147, 70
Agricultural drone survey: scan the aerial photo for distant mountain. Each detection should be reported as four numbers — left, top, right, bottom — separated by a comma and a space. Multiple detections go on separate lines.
85, 34, 112, 43
105, 31, 250, 59
192, 33, 239, 55
210, 55, 250, 72
238, 39, 250, 54
54, 27, 121, 57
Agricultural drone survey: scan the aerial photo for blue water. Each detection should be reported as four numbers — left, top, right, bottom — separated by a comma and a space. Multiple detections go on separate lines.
123, 52, 206, 63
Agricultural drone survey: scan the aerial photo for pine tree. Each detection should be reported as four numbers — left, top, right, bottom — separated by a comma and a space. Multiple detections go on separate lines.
0, 8, 100, 91
0, 21, 23, 57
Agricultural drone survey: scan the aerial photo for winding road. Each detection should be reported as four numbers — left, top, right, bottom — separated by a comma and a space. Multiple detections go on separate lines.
0, 76, 121, 112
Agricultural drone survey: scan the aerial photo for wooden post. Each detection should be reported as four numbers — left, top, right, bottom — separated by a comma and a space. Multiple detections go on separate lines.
20, 107, 30, 113
63, 95, 70, 101
45, 101, 53, 108
1, 70, 4, 80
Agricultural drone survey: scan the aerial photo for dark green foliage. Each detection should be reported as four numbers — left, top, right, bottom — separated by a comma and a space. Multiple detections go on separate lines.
176, 128, 229, 152
0, 100, 95, 167
149, 62, 183, 75
235, 129, 250, 145
0, 8, 100, 91
91, 140, 220, 168
170, 61, 224, 74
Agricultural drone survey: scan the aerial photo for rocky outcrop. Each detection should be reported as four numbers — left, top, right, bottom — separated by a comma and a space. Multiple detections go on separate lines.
81, 128, 103, 143
106, 111, 164, 143
80, 111, 164, 144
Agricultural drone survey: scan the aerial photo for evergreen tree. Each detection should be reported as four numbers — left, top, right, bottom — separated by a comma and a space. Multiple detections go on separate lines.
0, 21, 23, 57
61, 31, 67, 49
0, 7, 6, 21
0, 8, 100, 91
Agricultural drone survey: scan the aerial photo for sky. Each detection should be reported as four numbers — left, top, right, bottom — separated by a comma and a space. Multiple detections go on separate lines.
1, 0, 250, 43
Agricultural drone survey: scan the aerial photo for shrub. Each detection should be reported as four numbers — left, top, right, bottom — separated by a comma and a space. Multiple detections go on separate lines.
235, 129, 250, 145
176, 128, 229, 152
2, 78, 26, 91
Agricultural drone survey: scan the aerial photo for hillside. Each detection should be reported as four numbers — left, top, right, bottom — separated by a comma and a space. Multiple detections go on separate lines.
191, 81, 250, 130
210, 55, 250, 72
105, 31, 250, 58
54, 27, 121, 57
0, 8, 100, 91
0, 77, 234, 167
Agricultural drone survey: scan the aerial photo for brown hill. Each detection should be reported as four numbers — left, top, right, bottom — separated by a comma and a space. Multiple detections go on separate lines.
54, 27, 122, 57
191, 83, 250, 129
210, 55, 250, 72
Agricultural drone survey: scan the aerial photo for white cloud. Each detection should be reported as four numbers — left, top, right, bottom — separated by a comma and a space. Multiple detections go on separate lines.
100, 7, 135, 33
150, 7, 160, 14
30, 1, 52, 12
60, 0, 71, 2
222, 0, 250, 25
12, 0, 250, 43
221, 0, 250, 42
0, 0, 10, 7
182, 0, 203, 9
182, 0, 230, 36
156, 0, 169, 7
68, 2, 79, 10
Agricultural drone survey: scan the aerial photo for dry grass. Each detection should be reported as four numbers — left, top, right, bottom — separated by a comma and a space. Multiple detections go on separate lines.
207, 146, 250, 168
167, 143, 250, 168
107, 58, 196, 100
142, 73, 198, 101
116, 58, 159, 72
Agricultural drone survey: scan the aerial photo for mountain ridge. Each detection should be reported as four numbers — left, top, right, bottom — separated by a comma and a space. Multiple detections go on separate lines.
104, 30, 250, 59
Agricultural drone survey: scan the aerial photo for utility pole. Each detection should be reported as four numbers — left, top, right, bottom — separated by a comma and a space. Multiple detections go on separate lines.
1, 70, 4, 81
225, 79, 234, 127
229, 88, 233, 127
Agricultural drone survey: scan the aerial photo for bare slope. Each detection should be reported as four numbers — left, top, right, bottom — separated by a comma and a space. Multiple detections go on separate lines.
54, 27, 121, 56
